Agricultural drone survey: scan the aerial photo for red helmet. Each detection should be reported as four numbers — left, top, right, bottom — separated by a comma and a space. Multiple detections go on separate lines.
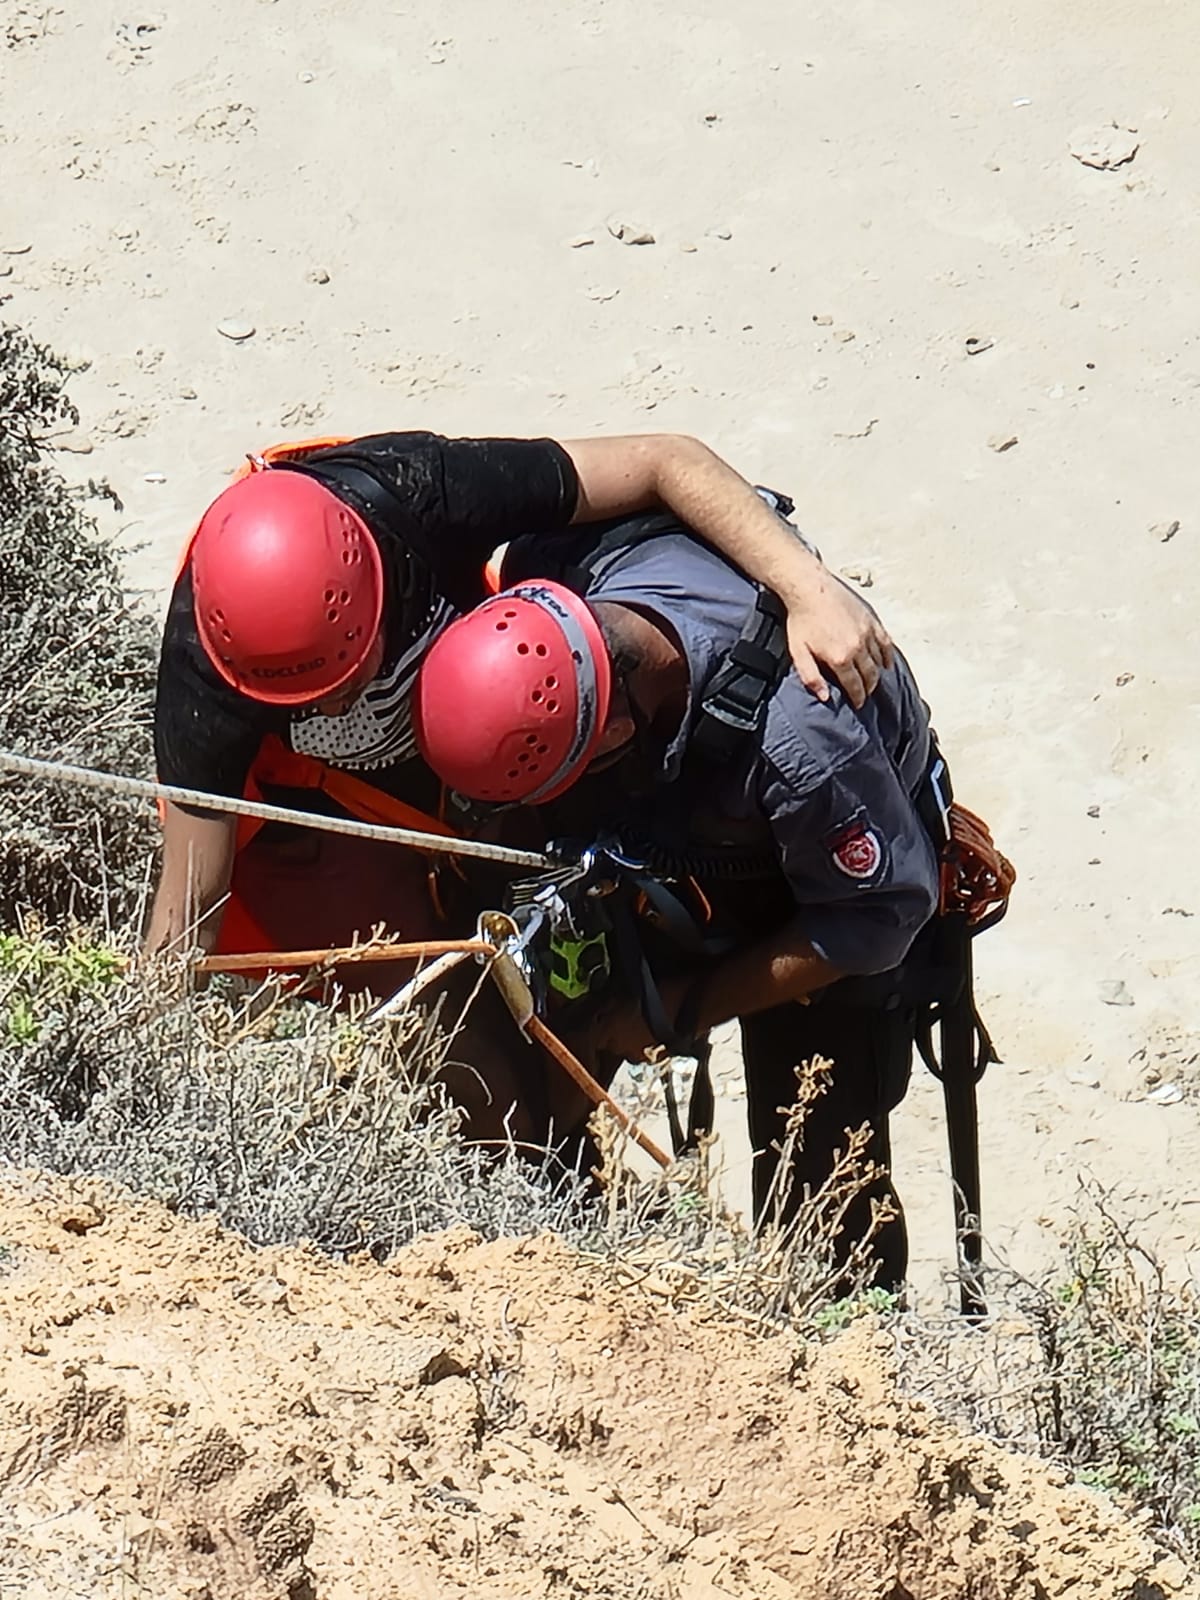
413, 582, 612, 805
190, 469, 384, 705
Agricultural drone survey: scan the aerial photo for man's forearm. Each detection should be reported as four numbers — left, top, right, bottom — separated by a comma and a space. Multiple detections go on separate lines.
566, 433, 823, 601
646, 435, 827, 604
677, 922, 842, 1034
143, 806, 236, 955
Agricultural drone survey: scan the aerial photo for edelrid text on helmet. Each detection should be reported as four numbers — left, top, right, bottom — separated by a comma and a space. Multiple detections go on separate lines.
190, 470, 384, 706
413, 581, 612, 805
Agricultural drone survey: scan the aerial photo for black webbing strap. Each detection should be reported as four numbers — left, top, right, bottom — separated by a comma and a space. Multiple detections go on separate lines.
914, 911, 997, 1319
691, 587, 790, 765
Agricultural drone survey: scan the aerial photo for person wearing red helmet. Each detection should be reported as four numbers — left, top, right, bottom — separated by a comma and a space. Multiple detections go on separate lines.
413, 525, 1005, 1292
146, 430, 894, 968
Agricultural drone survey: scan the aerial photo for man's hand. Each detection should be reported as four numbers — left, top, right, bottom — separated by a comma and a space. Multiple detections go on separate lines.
561, 433, 893, 708
784, 568, 893, 709
566, 996, 661, 1068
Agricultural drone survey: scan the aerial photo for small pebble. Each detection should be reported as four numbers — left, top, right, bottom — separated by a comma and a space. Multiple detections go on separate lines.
841, 565, 874, 588
52, 431, 94, 455
216, 319, 256, 341
565, 234, 595, 249
143, 472, 167, 484
678, 242, 697, 253
706, 226, 733, 241
178, 387, 198, 401
812, 313, 833, 326
298, 70, 315, 83
833, 328, 856, 343
1086, 804, 1101, 818
1115, 671, 1134, 687
1068, 1071, 1101, 1089
1, 242, 32, 255
306, 267, 331, 284
1147, 1083, 1184, 1106
586, 286, 619, 302
1150, 519, 1180, 542
607, 220, 655, 245
1099, 979, 1134, 1007
965, 334, 994, 355
988, 432, 1019, 453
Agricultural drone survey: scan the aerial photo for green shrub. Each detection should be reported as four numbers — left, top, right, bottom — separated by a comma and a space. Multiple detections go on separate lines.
0, 323, 158, 925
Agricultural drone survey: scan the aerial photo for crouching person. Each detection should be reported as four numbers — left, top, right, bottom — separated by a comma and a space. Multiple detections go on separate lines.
412, 525, 958, 1291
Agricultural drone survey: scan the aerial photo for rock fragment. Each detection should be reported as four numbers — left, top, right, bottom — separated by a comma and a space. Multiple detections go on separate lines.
607, 220, 655, 245
1070, 123, 1139, 171
216, 319, 256, 342
988, 432, 1019, 453
1098, 979, 1134, 1007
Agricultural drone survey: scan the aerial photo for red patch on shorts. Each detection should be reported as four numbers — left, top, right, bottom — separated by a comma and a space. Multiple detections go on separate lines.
830, 822, 883, 880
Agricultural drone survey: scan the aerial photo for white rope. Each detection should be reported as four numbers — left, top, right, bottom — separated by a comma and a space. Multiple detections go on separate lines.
0, 749, 550, 871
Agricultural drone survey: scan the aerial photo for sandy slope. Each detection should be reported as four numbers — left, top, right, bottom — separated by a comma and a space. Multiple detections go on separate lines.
2, 0, 1199, 1292
0, 1169, 1191, 1599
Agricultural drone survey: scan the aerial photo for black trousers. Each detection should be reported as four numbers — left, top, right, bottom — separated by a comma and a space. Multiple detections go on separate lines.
740, 976, 919, 1294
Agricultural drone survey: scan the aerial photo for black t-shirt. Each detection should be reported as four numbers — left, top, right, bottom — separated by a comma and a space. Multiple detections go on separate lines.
154, 432, 579, 801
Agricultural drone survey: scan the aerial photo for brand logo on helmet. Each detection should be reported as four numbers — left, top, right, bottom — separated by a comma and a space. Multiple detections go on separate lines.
249, 657, 327, 680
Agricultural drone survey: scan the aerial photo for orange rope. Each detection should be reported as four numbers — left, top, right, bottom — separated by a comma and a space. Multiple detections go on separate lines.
193, 935, 673, 1172
195, 938, 492, 973
526, 1015, 671, 1170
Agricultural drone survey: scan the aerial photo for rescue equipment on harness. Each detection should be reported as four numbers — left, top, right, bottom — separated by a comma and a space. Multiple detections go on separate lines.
914, 786, 1016, 1316
191, 470, 384, 705
413, 581, 613, 805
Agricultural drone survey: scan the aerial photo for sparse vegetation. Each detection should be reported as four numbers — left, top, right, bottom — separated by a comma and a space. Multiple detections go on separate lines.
0, 323, 1194, 1584
0, 322, 158, 927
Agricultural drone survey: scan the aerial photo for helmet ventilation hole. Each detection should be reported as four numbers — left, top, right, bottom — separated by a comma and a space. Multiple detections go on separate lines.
503, 608, 518, 619
327, 608, 339, 623
531, 689, 544, 704
516, 642, 529, 655
324, 589, 336, 604
535, 643, 548, 657
546, 699, 559, 713
339, 589, 350, 604
536, 743, 549, 756
544, 674, 557, 689
496, 621, 509, 632
525, 733, 539, 746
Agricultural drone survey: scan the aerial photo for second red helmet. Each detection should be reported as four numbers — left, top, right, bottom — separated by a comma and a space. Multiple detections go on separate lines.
413, 582, 612, 805
190, 468, 384, 706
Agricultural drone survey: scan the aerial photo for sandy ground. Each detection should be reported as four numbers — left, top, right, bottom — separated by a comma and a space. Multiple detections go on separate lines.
0, 1169, 1191, 1599
3, 0, 1200, 1298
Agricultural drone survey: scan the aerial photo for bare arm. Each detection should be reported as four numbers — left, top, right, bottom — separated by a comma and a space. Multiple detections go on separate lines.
583, 919, 842, 1063
561, 434, 893, 707
143, 803, 237, 956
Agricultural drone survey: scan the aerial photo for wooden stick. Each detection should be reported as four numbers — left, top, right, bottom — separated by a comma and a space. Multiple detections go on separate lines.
526, 1014, 672, 1171
367, 948, 477, 1021
195, 938, 493, 973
